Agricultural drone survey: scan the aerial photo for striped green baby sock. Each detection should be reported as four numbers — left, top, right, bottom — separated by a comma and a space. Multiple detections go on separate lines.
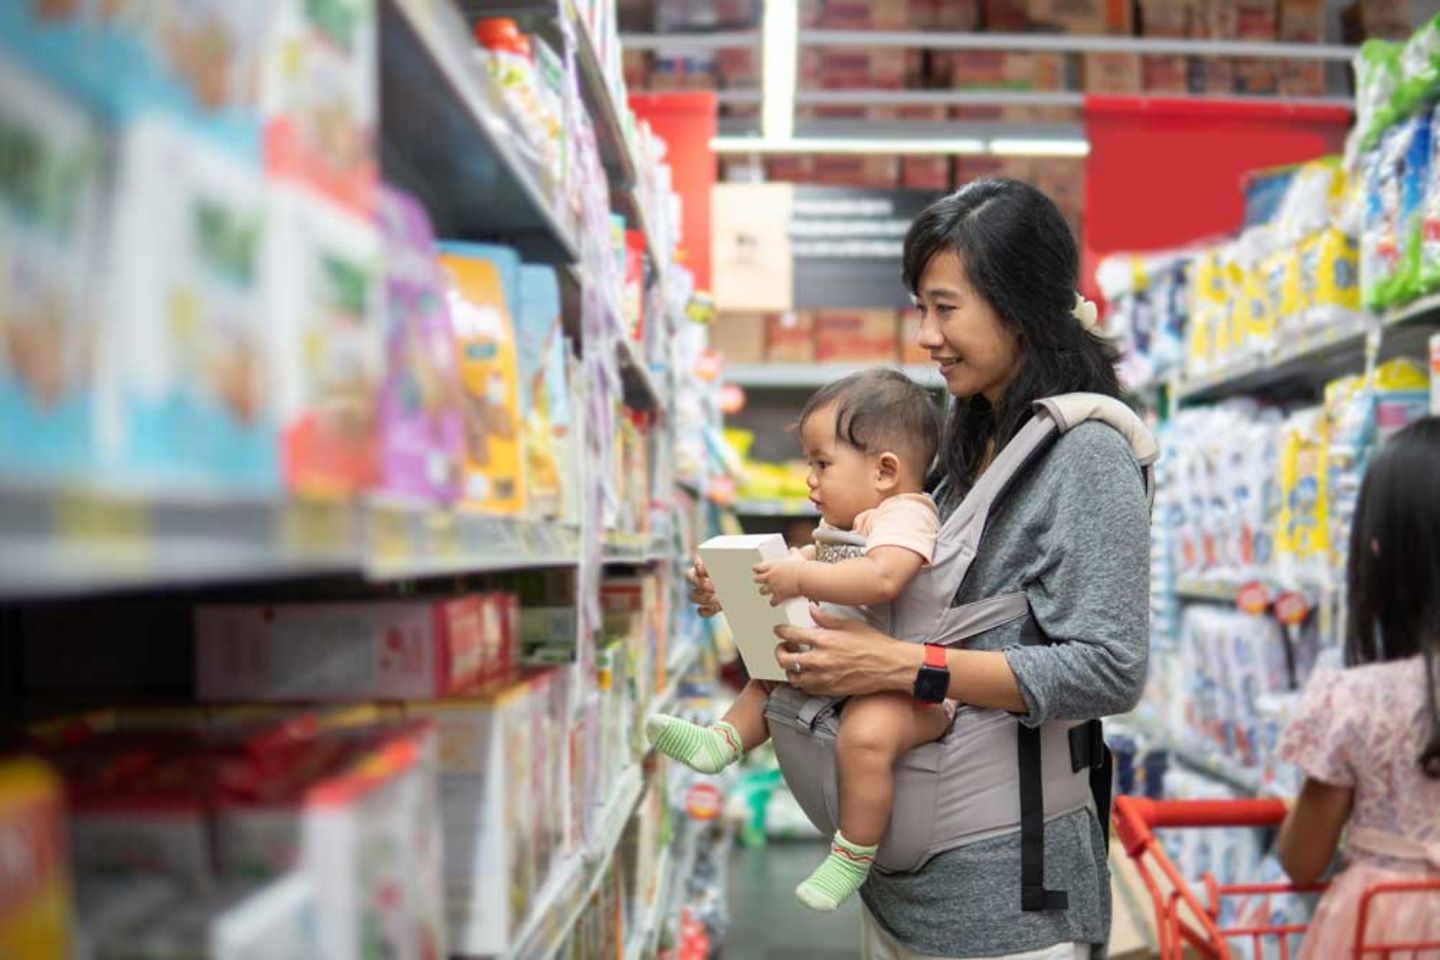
795, 832, 877, 912
644, 715, 743, 774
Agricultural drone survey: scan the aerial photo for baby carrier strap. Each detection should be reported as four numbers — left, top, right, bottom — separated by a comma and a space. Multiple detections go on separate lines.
936, 394, 1147, 912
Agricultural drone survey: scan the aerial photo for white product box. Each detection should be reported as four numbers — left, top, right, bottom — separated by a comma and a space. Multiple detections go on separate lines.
699, 534, 814, 682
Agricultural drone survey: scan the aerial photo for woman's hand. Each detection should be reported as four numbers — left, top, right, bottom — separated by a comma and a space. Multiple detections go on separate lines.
773, 605, 920, 697
753, 558, 805, 605
686, 558, 721, 618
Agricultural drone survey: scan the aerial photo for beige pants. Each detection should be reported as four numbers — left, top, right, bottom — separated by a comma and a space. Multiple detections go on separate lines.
861, 906, 1089, 960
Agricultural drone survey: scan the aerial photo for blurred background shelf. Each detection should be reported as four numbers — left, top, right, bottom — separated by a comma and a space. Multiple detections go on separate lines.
382, 0, 579, 263
731, 498, 819, 517
725, 363, 944, 390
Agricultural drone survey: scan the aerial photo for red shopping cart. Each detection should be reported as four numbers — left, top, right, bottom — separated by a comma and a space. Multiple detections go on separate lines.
1113, 796, 1440, 960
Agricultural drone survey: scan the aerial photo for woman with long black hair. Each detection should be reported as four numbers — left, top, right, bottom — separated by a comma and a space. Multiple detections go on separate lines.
690, 179, 1151, 958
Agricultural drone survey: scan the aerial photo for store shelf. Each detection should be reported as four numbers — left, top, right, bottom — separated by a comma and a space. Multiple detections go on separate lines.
381, 0, 578, 264
1175, 578, 1243, 603
0, 487, 360, 599
1172, 296, 1440, 405
725, 363, 945, 390
617, 336, 664, 411
366, 501, 581, 580
1170, 742, 1264, 796
732, 498, 819, 518
602, 536, 676, 565
623, 846, 674, 960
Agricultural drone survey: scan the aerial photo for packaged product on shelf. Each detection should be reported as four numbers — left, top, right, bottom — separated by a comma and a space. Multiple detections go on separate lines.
437, 243, 527, 515
710, 313, 766, 366
0, 2, 270, 155
409, 683, 541, 956
259, 0, 377, 214
268, 185, 384, 496
60, 734, 215, 889
96, 116, 279, 494
520, 606, 580, 665
0, 56, 106, 483
624, 230, 647, 342
376, 184, 465, 505
516, 265, 566, 518
1275, 407, 1331, 585
1360, 127, 1404, 310
0, 756, 70, 960
87, 873, 318, 960
1395, 111, 1434, 304
193, 596, 486, 701
813, 310, 900, 363
1421, 101, 1440, 293
473, 19, 563, 200
1305, 227, 1363, 325
1394, 14, 1440, 120
213, 722, 445, 960
1431, 332, 1440, 414
1354, 40, 1403, 149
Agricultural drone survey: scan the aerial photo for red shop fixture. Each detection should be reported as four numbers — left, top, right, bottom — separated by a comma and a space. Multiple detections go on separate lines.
1113, 795, 1440, 959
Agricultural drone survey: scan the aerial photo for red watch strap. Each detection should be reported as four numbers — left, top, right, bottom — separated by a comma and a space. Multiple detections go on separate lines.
923, 644, 947, 669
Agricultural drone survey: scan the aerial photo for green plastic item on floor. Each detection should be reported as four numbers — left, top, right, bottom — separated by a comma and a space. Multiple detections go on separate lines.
732, 767, 785, 848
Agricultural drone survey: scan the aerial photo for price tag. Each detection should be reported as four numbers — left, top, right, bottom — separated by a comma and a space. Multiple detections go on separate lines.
54, 491, 150, 545
684, 783, 722, 821
368, 505, 412, 566
1235, 581, 1271, 616
282, 497, 356, 559
1273, 591, 1312, 626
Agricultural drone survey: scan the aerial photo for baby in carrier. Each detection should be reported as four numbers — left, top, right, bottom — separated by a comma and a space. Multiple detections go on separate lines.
647, 369, 949, 912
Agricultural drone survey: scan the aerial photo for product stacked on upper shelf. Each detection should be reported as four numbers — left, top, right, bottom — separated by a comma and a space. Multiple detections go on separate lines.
1099, 158, 1364, 390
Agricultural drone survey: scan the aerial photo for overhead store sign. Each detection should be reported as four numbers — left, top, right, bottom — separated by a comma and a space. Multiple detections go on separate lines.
712, 183, 943, 313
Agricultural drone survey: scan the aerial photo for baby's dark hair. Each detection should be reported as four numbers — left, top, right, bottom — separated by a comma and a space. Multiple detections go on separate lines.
1345, 416, 1440, 778
797, 369, 940, 480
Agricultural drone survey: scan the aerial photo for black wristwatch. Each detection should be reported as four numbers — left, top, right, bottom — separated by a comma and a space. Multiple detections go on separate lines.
913, 644, 950, 703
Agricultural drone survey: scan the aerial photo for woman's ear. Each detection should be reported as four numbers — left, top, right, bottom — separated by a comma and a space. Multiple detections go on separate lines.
876, 452, 901, 490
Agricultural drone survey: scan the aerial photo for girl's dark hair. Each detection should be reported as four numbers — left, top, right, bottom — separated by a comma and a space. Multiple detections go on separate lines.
1345, 416, 1440, 778
797, 368, 941, 480
902, 179, 1122, 498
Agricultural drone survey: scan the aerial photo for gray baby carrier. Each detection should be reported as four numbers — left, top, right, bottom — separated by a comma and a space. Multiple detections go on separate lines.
764, 393, 1157, 912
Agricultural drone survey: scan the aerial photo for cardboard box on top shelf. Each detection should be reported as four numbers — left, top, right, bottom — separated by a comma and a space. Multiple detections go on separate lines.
767, 312, 816, 363
1279, 0, 1327, 94
710, 313, 768, 365
935, 0, 982, 28
717, 48, 759, 86
1233, 0, 1279, 93
623, 50, 650, 91
815, 155, 902, 187
1084, 53, 1143, 93
712, 181, 794, 312
767, 157, 817, 181
949, 50, 1008, 123
1031, 0, 1116, 33
820, 0, 911, 28
872, 50, 910, 89
1358, 0, 1411, 40
814, 311, 901, 363
898, 105, 953, 190
720, 157, 767, 182
983, 0, 1032, 31
1000, 52, 1071, 124
1143, 54, 1191, 92
1139, 0, 1193, 35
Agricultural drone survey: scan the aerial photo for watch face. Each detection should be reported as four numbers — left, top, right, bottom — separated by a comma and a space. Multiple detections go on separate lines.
914, 667, 948, 703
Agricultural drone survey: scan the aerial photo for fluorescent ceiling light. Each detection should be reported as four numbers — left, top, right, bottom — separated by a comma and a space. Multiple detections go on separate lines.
989, 138, 1091, 157
711, 136, 987, 155
761, 0, 797, 140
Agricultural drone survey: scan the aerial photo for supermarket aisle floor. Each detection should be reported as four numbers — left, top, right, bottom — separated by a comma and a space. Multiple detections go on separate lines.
724, 842, 861, 959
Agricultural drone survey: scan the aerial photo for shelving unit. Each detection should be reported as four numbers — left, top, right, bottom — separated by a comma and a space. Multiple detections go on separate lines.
623, 846, 674, 960
1169, 295, 1440, 406
381, 0, 579, 264
725, 363, 944, 390
1174, 578, 1243, 604
731, 498, 819, 518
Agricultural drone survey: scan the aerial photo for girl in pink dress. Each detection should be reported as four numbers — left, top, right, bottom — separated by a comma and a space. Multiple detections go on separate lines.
1276, 416, 1440, 957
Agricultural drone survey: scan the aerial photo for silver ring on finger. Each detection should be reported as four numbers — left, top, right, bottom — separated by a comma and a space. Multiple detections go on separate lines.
790, 653, 803, 676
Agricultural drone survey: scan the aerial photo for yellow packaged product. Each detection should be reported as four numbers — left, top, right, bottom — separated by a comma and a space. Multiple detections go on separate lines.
1311, 228, 1362, 321
437, 246, 526, 515
1275, 409, 1330, 581
1265, 246, 1303, 333
0, 757, 71, 960
1243, 262, 1278, 348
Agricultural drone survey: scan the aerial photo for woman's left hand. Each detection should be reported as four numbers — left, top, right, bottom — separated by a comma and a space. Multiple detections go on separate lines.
773, 605, 919, 697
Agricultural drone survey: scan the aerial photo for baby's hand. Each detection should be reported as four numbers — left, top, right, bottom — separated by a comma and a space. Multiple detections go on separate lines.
753, 558, 805, 605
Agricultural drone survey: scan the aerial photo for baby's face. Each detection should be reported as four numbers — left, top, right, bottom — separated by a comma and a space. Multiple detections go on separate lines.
799, 405, 883, 530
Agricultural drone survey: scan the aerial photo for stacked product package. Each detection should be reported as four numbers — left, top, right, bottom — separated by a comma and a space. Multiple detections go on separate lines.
1101, 158, 1364, 388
